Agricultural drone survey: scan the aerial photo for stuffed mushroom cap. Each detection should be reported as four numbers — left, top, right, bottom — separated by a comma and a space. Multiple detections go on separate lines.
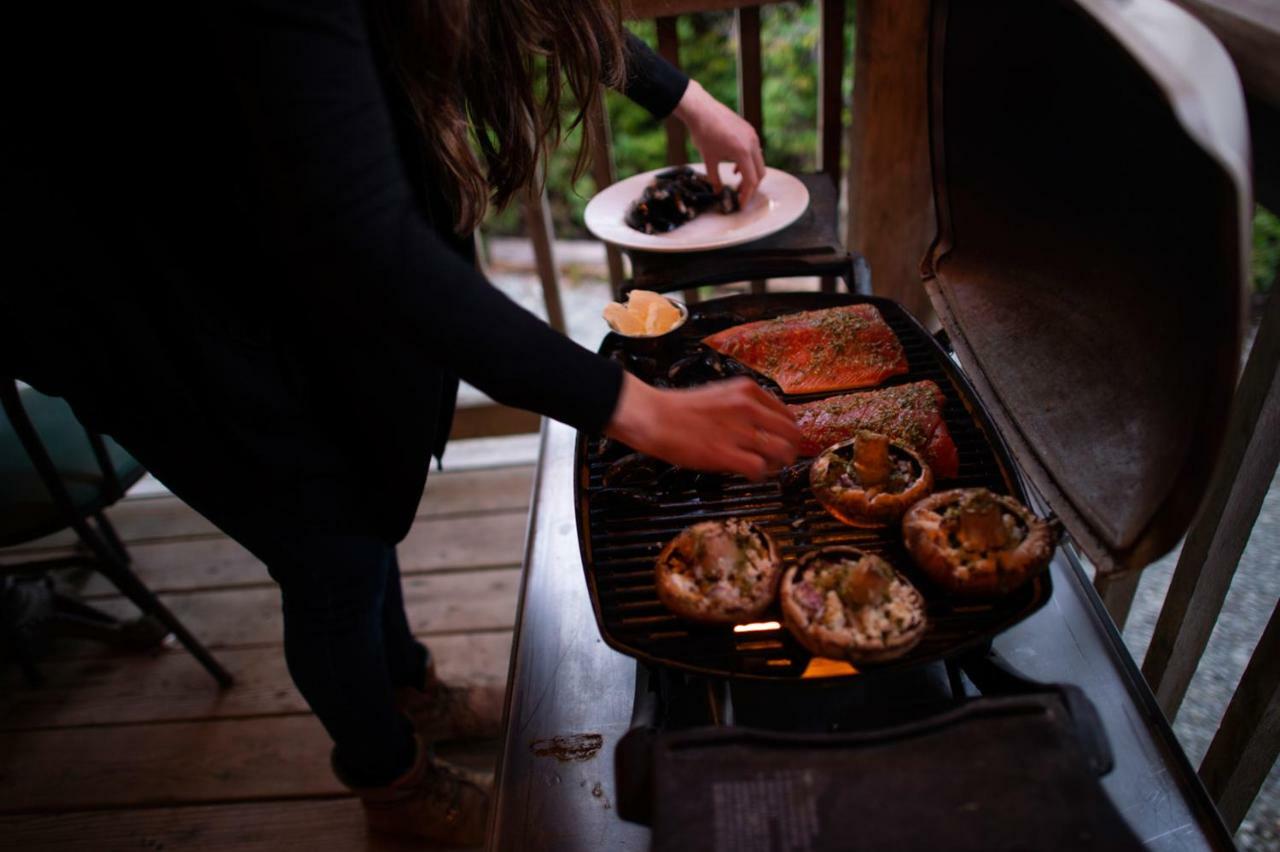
655, 518, 782, 624
780, 546, 927, 663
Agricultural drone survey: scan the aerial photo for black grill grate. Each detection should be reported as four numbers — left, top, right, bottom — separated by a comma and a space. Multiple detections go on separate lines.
574, 293, 1052, 681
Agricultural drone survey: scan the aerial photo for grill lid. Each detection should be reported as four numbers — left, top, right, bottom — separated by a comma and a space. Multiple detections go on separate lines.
921, 0, 1251, 574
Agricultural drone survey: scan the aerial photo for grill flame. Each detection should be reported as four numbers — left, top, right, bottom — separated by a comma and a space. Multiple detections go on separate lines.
733, 621, 782, 633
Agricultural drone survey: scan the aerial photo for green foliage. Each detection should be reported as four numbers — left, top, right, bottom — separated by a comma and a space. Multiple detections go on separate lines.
1254, 206, 1279, 294
485, 2, 1279, 297
484, 3, 840, 238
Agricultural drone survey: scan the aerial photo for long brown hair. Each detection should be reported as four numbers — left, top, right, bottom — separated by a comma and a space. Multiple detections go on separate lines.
371, 0, 627, 234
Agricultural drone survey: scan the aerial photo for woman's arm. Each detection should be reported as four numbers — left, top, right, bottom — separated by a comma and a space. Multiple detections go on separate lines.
216, 0, 796, 476
618, 32, 765, 204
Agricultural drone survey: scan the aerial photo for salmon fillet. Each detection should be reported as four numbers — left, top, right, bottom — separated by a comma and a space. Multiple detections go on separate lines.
702, 305, 908, 394
787, 381, 960, 478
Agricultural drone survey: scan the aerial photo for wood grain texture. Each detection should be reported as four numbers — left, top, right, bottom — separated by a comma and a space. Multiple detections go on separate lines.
0, 714, 341, 811
1198, 597, 1280, 831
0, 799, 449, 852
77, 568, 521, 652
587, 95, 627, 296
0, 716, 496, 814
1094, 570, 1142, 631
72, 509, 528, 598
846, 0, 936, 323
0, 632, 513, 731
656, 17, 689, 166
818, 0, 845, 182
2, 465, 535, 556
1143, 291, 1280, 718
519, 186, 566, 333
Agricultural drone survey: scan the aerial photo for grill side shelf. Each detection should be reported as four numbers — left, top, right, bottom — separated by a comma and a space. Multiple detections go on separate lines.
574, 292, 1052, 682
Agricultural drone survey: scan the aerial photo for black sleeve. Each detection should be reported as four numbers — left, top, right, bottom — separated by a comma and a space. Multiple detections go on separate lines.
620, 30, 690, 119
217, 0, 622, 434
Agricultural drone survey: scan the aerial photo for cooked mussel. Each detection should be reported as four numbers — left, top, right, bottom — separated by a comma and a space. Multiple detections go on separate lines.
625, 167, 741, 235
603, 453, 670, 488
778, 459, 813, 494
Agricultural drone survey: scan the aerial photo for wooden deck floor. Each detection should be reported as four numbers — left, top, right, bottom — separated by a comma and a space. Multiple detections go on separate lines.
0, 434, 542, 851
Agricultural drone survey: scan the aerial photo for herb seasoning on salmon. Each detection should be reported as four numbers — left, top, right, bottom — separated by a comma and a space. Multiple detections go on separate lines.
787, 380, 960, 478
701, 305, 908, 394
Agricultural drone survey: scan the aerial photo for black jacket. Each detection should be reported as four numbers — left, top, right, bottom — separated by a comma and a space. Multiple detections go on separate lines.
3, 1, 687, 542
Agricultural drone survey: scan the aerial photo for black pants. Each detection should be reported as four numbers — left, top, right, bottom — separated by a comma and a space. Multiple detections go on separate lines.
262, 533, 427, 786
96, 421, 429, 787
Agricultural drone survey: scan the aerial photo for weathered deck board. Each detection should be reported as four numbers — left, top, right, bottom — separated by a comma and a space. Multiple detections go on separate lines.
0, 715, 498, 813
0, 632, 513, 731
0, 453, 534, 847
0, 799, 458, 852
72, 509, 528, 597
1, 465, 534, 558
0, 714, 341, 811
73, 568, 521, 652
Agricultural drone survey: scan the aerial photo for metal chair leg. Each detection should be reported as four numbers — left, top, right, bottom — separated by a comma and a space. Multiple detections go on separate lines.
91, 511, 130, 565
71, 516, 234, 688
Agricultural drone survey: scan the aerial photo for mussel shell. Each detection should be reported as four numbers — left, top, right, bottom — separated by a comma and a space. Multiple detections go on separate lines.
603, 452, 670, 488
778, 460, 814, 494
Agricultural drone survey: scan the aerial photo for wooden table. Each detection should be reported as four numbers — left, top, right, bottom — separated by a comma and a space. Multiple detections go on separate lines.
488, 421, 1235, 851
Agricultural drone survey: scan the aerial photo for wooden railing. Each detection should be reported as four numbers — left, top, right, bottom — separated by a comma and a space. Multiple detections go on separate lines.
518, 0, 850, 313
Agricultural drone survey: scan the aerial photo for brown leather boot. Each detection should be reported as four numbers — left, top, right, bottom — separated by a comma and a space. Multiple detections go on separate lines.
349, 738, 490, 848
396, 660, 506, 743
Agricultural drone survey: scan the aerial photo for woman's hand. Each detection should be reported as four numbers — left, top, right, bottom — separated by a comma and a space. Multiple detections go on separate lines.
673, 80, 766, 205
605, 373, 801, 480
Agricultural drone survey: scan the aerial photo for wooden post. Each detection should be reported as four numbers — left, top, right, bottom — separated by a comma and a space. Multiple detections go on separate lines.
817, 0, 846, 294
521, 185, 567, 334
846, 0, 936, 321
656, 17, 688, 166
735, 6, 767, 295
587, 94, 627, 298
1094, 570, 1142, 631
1142, 288, 1280, 719
1198, 597, 1280, 832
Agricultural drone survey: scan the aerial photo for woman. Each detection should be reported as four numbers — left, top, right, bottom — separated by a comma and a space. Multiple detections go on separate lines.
6, 1, 799, 845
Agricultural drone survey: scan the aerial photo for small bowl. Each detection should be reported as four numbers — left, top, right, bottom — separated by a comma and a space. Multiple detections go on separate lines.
604, 297, 688, 340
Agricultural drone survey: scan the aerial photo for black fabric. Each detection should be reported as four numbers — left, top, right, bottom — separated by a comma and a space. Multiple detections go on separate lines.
3, 1, 683, 542
622, 31, 691, 119
649, 696, 1145, 852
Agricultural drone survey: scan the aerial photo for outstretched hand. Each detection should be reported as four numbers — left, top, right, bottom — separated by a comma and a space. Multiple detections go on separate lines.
673, 80, 766, 206
605, 373, 801, 481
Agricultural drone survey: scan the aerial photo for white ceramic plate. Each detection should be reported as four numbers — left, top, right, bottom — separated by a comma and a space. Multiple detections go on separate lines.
584, 163, 809, 253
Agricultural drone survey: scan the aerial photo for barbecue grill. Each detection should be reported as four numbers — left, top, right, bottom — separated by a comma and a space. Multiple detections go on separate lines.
576, 292, 1052, 681
557, 0, 1251, 846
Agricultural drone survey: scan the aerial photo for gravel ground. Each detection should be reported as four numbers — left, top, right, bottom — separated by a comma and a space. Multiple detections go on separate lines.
487, 245, 1280, 849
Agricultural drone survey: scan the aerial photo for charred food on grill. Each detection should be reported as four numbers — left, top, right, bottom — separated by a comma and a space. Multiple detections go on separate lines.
810, 431, 934, 528
655, 519, 781, 624
903, 488, 1059, 597
625, 166, 741, 235
781, 546, 927, 663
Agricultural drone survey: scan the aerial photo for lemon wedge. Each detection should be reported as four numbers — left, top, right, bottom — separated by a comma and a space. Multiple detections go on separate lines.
602, 290, 682, 336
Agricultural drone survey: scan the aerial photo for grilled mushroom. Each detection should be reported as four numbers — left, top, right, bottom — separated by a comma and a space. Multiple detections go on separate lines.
809, 431, 934, 528
780, 546, 927, 663
902, 488, 1059, 597
655, 518, 781, 624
